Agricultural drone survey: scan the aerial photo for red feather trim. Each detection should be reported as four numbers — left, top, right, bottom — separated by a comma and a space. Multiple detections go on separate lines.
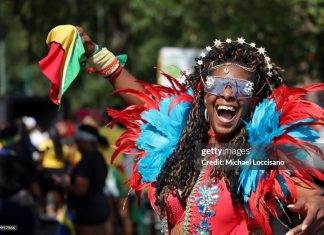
113, 89, 158, 109
151, 85, 177, 97
136, 80, 162, 103
168, 94, 194, 115
106, 106, 146, 129
251, 170, 297, 235
270, 83, 324, 188
147, 183, 162, 216
248, 192, 272, 235
105, 71, 194, 207
249, 83, 323, 234
155, 68, 187, 94
270, 84, 324, 125
179, 70, 195, 93
129, 163, 143, 206
111, 141, 136, 164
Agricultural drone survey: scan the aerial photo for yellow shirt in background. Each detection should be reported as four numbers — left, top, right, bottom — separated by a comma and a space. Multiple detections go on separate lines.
39, 139, 81, 169
99, 126, 125, 166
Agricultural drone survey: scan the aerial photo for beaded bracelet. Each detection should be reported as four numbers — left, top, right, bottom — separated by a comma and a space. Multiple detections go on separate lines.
106, 65, 122, 80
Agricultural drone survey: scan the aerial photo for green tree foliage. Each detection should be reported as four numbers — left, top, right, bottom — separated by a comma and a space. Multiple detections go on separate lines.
0, 0, 322, 114
292, 0, 324, 79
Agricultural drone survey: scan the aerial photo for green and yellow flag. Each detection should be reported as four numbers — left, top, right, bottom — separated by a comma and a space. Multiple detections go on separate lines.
39, 25, 85, 105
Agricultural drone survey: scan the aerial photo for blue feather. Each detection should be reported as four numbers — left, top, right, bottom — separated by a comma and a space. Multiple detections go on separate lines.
287, 125, 319, 142
242, 99, 284, 144
280, 117, 320, 163
239, 98, 283, 205
239, 98, 322, 211
136, 89, 193, 182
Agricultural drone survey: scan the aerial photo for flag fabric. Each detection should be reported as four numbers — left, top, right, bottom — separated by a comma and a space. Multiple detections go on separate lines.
39, 25, 85, 105
55, 206, 76, 235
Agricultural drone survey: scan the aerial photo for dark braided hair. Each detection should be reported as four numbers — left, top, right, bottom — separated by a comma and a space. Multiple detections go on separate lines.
155, 41, 284, 208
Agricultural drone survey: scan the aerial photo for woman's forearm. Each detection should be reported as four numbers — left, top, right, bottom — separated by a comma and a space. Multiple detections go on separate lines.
109, 68, 144, 105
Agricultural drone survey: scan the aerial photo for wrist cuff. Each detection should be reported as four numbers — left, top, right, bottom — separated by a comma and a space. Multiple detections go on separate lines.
86, 47, 126, 77
87, 48, 116, 70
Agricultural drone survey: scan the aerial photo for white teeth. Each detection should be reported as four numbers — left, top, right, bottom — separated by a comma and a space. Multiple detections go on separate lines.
217, 105, 236, 112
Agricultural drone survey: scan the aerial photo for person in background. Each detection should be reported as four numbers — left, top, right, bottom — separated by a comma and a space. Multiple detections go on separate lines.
0, 124, 42, 235
38, 122, 75, 218
21, 116, 49, 161
81, 114, 134, 235
55, 124, 110, 235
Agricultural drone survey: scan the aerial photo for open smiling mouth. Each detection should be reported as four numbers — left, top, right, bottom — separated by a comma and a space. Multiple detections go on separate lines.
216, 105, 238, 123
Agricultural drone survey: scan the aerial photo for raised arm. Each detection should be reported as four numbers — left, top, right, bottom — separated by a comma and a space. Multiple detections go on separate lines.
77, 26, 144, 105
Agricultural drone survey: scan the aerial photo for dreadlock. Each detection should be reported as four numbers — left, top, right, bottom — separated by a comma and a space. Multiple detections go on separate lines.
155, 41, 284, 208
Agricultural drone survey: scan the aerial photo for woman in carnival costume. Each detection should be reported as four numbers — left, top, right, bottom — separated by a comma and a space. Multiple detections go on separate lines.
40, 26, 324, 235
79, 28, 324, 235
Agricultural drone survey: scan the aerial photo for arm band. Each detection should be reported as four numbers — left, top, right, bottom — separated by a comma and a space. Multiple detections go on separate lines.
86, 47, 122, 77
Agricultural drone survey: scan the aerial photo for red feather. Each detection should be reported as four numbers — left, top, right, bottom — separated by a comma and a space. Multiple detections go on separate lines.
248, 192, 272, 235
136, 80, 162, 103
179, 70, 195, 93
243, 84, 323, 234
167, 94, 194, 115
270, 84, 324, 125
107, 106, 146, 129
156, 68, 187, 94
152, 85, 177, 97
147, 183, 162, 216
104, 72, 193, 206
111, 141, 135, 164
128, 163, 143, 206
113, 89, 158, 109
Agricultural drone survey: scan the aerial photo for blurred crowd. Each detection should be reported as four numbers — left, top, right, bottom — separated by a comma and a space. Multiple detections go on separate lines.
0, 115, 161, 235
